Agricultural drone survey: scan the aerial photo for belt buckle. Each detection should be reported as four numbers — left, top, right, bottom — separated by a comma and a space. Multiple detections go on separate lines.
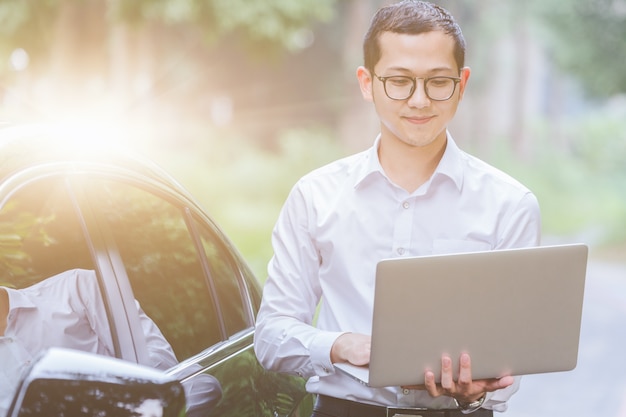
385, 406, 437, 417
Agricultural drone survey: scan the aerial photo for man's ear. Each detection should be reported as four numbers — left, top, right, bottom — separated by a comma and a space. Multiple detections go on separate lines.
357, 66, 374, 102
457, 66, 471, 101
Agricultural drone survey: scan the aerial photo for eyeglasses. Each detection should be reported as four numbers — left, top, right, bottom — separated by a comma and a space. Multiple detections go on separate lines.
373, 72, 461, 101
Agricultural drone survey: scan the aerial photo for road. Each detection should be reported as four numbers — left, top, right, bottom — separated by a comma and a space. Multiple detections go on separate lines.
505, 260, 626, 417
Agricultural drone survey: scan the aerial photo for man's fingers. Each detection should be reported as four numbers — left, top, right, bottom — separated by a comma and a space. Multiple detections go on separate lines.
457, 353, 472, 386
419, 355, 513, 400
423, 370, 441, 397
492, 375, 515, 390
440, 356, 454, 389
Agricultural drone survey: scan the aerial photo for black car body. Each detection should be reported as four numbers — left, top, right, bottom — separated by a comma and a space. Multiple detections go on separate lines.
0, 125, 309, 416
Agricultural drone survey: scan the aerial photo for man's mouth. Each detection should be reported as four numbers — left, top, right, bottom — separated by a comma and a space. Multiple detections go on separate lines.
404, 115, 435, 125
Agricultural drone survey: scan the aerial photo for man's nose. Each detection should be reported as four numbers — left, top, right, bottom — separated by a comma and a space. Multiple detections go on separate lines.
406, 79, 431, 108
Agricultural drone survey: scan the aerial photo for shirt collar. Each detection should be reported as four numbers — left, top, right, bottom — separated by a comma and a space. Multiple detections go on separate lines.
435, 133, 464, 191
354, 132, 464, 191
353, 134, 385, 189
3, 287, 36, 312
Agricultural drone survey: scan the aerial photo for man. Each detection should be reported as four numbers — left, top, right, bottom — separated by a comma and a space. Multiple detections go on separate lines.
254, 1, 541, 416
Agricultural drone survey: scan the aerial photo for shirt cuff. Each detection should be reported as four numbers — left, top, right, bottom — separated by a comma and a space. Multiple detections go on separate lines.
482, 376, 521, 412
309, 331, 346, 376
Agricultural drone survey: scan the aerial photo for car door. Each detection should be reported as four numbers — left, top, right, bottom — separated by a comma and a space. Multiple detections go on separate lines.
79, 175, 307, 417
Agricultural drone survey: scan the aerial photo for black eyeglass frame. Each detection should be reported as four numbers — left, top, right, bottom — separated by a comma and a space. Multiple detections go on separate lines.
372, 72, 462, 101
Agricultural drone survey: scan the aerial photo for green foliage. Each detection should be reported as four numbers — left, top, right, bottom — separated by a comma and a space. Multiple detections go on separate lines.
0, 0, 30, 34
92, 179, 231, 359
112, 0, 336, 51
0, 0, 58, 71
0, 200, 54, 281
483, 107, 626, 245
566, 108, 626, 175
0, 0, 337, 77
533, 0, 626, 96
209, 0, 335, 46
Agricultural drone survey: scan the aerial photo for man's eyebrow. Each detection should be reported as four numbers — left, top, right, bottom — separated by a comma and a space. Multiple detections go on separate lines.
383, 66, 456, 75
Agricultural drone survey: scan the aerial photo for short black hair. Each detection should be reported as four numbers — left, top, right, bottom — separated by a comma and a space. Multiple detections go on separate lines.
363, 0, 466, 73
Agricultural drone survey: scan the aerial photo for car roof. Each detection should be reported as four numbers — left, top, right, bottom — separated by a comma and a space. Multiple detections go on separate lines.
0, 123, 188, 195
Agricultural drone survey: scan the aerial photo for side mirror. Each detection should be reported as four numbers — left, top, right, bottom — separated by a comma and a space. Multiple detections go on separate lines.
7, 348, 186, 417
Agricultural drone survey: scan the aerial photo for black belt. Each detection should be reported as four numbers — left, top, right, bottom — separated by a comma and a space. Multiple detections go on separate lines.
314, 395, 493, 417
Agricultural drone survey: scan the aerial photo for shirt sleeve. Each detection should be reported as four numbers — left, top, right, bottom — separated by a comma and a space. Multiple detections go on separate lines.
254, 181, 338, 378
180, 370, 223, 417
498, 192, 542, 249
76, 269, 177, 370
76, 269, 116, 357
135, 300, 179, 370
482, 376, 522, 411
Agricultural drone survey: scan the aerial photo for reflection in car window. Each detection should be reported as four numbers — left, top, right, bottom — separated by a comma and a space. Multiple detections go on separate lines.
92, 181, 222, 360
0, 177, 96, 288
194, 217, 248, 336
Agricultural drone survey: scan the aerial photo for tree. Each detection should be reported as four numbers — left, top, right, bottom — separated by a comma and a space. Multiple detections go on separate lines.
534, 0, 626, 97
113, 0, 336, 52
0, 0, 336, 59
0, 0, 337, 125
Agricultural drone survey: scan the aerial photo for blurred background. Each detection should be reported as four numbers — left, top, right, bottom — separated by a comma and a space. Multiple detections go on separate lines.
0, 0, 624, 415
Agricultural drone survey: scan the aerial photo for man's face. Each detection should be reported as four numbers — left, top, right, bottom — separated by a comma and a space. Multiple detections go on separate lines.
358, 31, 470, 149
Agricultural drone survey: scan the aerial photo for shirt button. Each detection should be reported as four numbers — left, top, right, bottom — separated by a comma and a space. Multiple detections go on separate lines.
402, 201, 410, 209
397, 248, 405, 255
402, 388, 410, 395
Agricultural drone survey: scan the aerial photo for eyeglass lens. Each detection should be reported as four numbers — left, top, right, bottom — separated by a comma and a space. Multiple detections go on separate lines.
383, 76, 457, 101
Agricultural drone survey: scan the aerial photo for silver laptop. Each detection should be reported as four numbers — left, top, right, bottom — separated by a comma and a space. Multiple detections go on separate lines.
334, 243, 588, 387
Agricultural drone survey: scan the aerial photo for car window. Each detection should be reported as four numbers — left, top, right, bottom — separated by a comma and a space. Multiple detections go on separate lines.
0, 177, 96, 288
90, 180, 245, 360
194, 216, 249, 335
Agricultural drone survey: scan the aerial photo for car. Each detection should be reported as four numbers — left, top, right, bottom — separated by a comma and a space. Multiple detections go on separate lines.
0, 125, 310, 417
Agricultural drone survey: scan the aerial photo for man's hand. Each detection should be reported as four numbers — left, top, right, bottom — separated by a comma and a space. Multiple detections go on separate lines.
405, 353, 515, 403
330, 333, 371, 365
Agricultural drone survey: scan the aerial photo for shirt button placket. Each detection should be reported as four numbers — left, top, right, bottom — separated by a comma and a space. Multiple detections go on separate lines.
393, 200, 412, 257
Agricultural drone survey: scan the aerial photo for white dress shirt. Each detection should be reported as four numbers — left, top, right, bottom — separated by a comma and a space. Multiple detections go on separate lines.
254, 134, 541, 411
0, 337, 31, 416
